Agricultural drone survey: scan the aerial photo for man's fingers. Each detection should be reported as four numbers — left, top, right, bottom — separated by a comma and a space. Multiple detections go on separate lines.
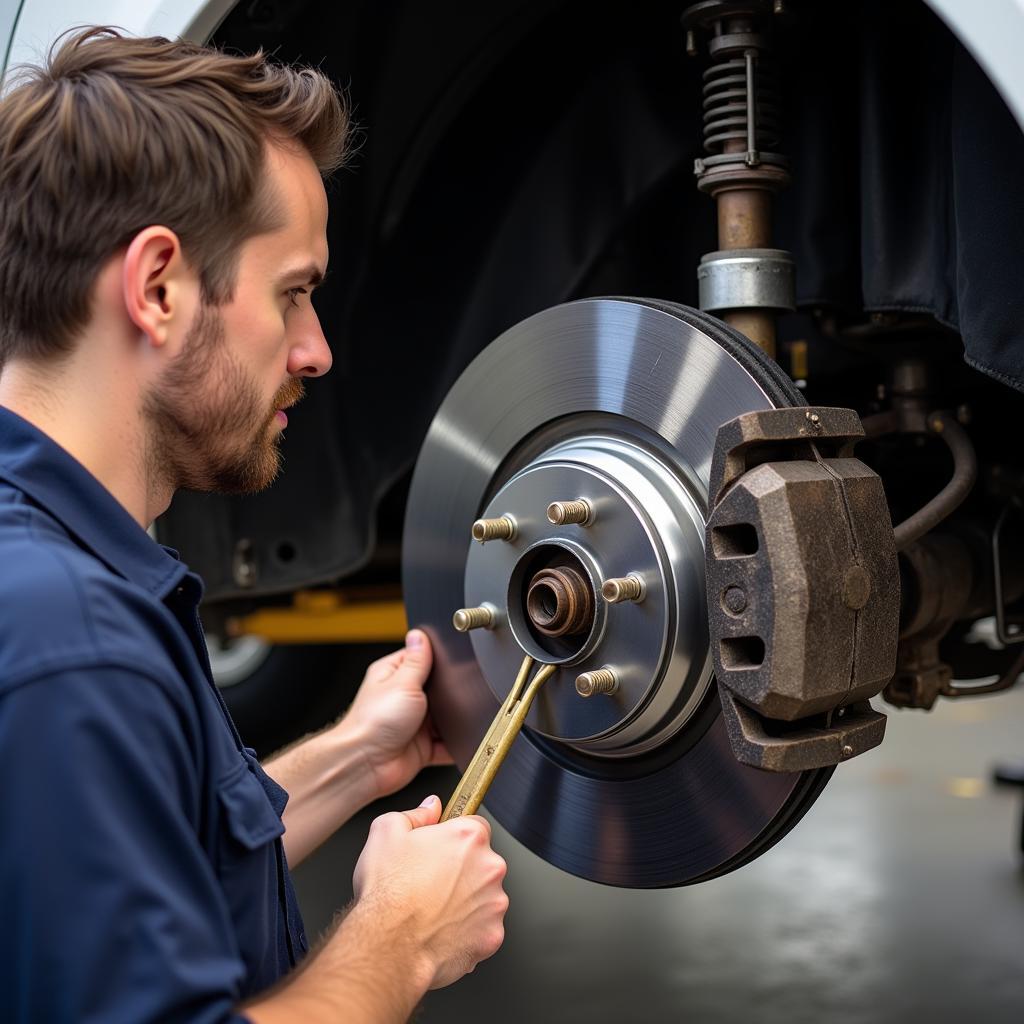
463, 814, 491, 841
379, 632, 433, 694
362, 631, 433, 687
363, 649, 405, 682
399, 629, 432, 673
398, 795, 442, 830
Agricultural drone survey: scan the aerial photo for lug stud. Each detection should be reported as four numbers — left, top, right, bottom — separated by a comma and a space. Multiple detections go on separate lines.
575, 667, 619, 698
471, 516, 516, 543
547, 499, 593, 526
452, 604, 498, 632
601, 575, 645, 604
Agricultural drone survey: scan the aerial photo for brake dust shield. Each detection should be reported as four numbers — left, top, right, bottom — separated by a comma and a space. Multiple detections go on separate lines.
402, 298, 831, 887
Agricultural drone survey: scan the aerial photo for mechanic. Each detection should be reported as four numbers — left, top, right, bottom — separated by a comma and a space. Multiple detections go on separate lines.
0, 26, 508, 1024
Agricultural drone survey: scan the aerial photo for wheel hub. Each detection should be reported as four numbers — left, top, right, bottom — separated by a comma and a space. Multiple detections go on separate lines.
465, 434, 711, 754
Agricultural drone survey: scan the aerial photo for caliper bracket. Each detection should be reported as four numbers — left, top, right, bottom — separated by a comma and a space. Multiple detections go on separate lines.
706, 407, 900, 771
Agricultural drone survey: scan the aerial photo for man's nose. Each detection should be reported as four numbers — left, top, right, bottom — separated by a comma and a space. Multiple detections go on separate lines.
287, 311, 333, 378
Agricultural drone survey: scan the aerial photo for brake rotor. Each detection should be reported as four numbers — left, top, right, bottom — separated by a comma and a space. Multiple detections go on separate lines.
402, 297, 832, 887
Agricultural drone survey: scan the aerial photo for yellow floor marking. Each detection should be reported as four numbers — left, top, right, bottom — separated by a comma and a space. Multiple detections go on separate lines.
946, 777, 986, 798
947, 704, 993, 724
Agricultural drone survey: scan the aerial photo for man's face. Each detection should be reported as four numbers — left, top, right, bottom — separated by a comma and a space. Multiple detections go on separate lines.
144, 143, 332, 495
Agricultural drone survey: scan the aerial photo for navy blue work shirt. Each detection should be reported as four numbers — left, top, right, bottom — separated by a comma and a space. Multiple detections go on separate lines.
0, 407, 308, 1023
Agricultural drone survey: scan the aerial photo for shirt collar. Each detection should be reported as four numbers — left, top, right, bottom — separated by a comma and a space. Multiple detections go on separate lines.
0, 405, 190, 599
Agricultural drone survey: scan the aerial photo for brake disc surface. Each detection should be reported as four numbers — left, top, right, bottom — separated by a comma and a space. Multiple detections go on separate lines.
402, 297, 831, 887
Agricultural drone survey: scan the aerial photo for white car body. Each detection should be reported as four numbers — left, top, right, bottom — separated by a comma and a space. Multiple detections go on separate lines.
2, 0, 1024, 135
2, 0, 1024, 137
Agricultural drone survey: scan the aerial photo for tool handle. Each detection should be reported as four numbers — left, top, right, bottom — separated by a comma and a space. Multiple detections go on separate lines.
441, 658, 556, 820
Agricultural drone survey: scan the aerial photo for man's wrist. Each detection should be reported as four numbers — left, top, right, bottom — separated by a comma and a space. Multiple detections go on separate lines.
327, 713, 383, 803
341, 897, 436, 995
242, 899, 433, 1024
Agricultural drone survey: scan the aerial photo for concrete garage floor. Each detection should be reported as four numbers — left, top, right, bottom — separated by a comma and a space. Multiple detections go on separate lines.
293, 688, 1024, 1022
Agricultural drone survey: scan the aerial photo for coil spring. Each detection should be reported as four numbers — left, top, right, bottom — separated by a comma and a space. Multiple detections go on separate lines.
702, 56, 781, 154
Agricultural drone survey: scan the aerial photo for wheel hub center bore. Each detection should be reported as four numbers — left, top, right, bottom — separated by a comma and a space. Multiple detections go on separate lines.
526, 565, 594, 637
461, 432, 712, 757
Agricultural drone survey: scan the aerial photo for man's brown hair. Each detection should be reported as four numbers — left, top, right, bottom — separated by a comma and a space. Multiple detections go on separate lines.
0, 26, 349, 364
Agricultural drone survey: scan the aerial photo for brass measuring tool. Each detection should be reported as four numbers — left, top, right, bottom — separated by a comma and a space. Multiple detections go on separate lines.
441, 654, 557, 820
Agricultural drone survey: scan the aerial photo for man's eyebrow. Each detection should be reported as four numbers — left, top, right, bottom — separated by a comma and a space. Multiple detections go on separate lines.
277, 263, 328, 289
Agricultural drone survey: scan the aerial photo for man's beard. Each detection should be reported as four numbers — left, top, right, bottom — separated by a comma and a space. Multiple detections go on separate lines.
143, 304, 304, 495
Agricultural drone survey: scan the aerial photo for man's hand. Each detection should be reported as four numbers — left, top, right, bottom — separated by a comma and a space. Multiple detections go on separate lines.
352, 795, 509, 989
243, 796, 509, 1023
266, 628, 455, 867
345, 630, 453, 799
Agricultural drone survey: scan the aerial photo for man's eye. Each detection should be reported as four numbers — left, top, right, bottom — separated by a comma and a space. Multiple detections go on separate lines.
286, 287, 308, 308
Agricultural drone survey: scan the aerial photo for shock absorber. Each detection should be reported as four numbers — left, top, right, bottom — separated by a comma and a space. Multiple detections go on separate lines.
682, 0, 795, 357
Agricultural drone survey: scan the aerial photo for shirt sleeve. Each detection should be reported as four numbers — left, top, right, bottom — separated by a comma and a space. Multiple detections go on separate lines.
0, 666, 254, 1024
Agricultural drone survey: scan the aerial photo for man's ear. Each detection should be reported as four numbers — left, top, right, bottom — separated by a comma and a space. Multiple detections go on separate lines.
121, 226, 194, 348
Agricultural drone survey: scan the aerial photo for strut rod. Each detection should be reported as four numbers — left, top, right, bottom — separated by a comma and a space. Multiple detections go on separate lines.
684, 0, 795, 357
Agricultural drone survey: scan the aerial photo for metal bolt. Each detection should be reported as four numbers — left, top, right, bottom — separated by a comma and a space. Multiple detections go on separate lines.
452, 604, 498, 632
602, 575, 645, 604
471, 516, 516, 543
685, 28, 697, 56
575, 667, 619, 698
547, 499, 593, 526
841, 744, 854, 759
723, 586, 747, 615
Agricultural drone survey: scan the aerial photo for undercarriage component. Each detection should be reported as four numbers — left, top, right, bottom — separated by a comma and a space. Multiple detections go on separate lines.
886, 526, 1024, 709
403, 297, 833, 887
698, 248, 795, 317
888, 534, 970, 708
683, 0, 794, 355
856, 357, 1011, 709
705, 407, 899, 769
862, 360, 979, 553
892, 411, 977, 550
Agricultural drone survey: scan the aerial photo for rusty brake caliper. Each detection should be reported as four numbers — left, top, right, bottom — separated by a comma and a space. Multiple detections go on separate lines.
706, 406, 901, 771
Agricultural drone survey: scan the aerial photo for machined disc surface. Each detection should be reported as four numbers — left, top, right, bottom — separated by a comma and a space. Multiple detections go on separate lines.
403, 298, 831, 887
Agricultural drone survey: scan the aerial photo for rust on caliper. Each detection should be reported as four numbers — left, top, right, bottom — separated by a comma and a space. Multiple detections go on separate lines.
706, 407, 900, 772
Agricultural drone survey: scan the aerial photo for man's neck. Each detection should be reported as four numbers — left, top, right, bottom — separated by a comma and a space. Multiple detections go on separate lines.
0, 356, 170, 528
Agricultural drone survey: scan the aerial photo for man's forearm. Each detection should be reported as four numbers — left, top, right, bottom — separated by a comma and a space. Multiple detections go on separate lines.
264, 717, 380, 867
240, 900, 431, 1024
